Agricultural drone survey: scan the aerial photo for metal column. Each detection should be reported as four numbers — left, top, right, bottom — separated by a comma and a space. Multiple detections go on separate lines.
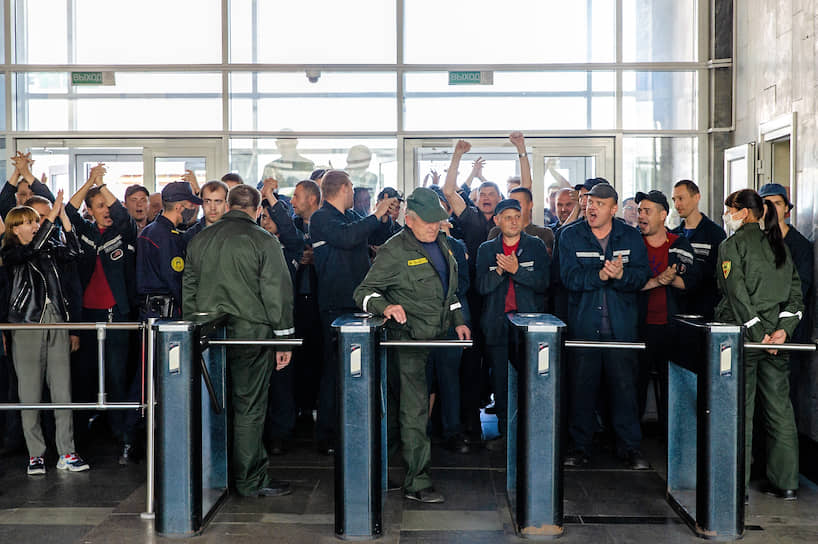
333, 314, 387, 540
507, 313, 566, 539
155, 319, 228, 537
668, 317, 744, 541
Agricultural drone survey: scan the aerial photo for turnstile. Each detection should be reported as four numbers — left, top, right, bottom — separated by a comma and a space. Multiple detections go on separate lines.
507, 313, 566, 539
668, 316, 744, 540
155, 317, 229, 537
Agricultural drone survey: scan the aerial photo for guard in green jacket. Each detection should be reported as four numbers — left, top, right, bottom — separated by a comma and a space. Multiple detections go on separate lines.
715, 189, 803, 500
353, 187, 471, 504
183, 185, 295, 498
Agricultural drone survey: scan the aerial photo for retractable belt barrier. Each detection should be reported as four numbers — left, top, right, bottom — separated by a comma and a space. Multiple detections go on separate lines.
154, 313, 302, 537
332, 313, 472, 540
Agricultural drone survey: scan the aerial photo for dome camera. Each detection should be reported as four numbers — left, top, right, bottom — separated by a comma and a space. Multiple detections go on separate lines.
305, 69, 321, 83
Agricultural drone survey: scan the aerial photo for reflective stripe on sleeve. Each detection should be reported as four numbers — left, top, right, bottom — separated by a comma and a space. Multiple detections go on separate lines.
274, 327, 295, 336
779, 311, 803, 320
450, 302, 462, 311
362, 292, 382, 312
312, 240, 326, 249
744, 317, 761, 328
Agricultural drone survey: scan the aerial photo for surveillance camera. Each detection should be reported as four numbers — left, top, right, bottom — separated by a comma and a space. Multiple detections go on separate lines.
305, 69, 321, 83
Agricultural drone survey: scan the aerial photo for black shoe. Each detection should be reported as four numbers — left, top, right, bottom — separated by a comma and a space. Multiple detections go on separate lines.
387, 479, 402, 491
443, 435, 471, 454
626, 450, 650, 470
269, 438, 286, 456
257, 481, 292, 497
563, 449, 590, 467
404, 487, 445, 503
118, 443, 134, 466
316, 440, 335, 456
762, 484, 797, 500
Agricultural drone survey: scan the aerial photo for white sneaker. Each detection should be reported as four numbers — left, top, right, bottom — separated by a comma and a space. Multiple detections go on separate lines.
27, 456, 46, 475
56, 452, 90, 472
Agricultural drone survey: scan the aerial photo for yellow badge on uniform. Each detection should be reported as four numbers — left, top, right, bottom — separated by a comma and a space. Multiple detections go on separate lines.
408, 257, 428, 266
722, 260, 731, 279
171, 256, 185, 272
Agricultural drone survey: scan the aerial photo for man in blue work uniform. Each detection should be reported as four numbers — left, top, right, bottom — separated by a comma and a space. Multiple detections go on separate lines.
559, 182, 651, 469
476, 199, 550, 450
137, 181, 201, 319
310, 170, 397, 454
670, 179, 726, 320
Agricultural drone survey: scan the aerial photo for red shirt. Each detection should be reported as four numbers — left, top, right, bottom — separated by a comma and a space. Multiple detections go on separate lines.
82, 228, 117, 310
644, 233, 678, 325
503, 240, 520, 313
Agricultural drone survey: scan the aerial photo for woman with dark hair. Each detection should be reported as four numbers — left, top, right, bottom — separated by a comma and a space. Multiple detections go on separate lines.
715, 188, 803, 500
0, 193, 90, 475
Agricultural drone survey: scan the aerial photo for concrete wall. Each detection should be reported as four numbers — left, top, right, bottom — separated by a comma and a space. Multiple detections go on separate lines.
733, 0, 818, 440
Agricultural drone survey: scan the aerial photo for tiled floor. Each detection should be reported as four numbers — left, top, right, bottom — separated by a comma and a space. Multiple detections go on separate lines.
0, 418, 817, 543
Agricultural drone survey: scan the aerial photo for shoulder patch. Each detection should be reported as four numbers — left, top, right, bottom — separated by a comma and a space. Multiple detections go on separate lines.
171, 256, 185, 272
722, 260, 731, 279
408, 257, 428, 266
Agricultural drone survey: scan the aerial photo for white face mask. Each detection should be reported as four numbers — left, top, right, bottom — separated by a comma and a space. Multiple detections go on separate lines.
723, 211, 744, 232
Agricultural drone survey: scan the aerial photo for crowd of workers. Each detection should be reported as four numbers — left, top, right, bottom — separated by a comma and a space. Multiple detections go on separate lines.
0, 132, 811, 504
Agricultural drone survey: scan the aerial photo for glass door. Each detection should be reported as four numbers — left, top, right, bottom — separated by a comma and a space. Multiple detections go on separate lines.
16, 138, 224, 200
723, 143, 756, 203
404, 137, 614, 225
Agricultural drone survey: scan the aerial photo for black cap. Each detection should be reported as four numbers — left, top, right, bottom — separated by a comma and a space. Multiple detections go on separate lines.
635, 190, 669, 213
587, 182, 618, 203
574, 183, 585, 191
494, 198, 522, 216
583, 177, 609, 191
377, 187, 404, 201
161, 182, 202, 205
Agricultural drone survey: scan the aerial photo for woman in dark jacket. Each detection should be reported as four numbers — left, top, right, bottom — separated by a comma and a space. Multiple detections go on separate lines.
1, 193, 89, 476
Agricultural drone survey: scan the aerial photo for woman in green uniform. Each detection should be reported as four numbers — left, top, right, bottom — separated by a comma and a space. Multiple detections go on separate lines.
715, 189, 803, 499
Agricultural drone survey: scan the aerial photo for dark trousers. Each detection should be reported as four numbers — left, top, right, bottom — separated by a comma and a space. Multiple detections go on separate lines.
316, 308, 352, 443
226, 317, 274, 496
264, 362, 295, 441
568, 333, 642, 455
426, 329, 463, 439
637, 324, 672, 426
0, 344, 24, 450
460, 290, 484, 439
81, 307, 138, 443
484, 325, 519, 437
293, 294, 323, 414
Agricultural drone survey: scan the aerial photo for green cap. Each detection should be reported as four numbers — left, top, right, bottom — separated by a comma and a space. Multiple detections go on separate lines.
406, 187, 450, 222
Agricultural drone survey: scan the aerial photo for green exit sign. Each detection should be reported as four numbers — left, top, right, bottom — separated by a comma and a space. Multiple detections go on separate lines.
71, 71, 116, 86
448, 71, 494, 85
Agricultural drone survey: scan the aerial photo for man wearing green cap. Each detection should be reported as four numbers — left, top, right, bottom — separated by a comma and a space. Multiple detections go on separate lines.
354, 187, 471, 503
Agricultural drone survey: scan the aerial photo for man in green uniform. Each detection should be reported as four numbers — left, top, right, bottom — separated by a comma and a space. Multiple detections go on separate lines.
354, 187, 471, 503
183, 184, 295, 498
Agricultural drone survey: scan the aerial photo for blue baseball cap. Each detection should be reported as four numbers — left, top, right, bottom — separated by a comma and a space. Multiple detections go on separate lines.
494, 198, 522, 216
161, 182, 202, 205
758, 183, 793, 210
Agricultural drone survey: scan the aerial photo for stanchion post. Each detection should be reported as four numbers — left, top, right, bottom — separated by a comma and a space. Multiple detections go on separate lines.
506, 313, 565, 539
96, 323, 107, 405
332, 314, 386, 540
141, 318, 157, 520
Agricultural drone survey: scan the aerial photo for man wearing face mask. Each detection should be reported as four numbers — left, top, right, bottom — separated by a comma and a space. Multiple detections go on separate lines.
136, 181, 202, 319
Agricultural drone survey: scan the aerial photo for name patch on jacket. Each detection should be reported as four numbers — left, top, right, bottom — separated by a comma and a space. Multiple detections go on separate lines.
613, 249, 631, 263
408, 257, 428, 266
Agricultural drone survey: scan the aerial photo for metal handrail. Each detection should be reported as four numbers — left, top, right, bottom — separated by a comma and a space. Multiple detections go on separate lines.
565, 340, 647, 350
0, 322, 142, 330
744, 342, 817, 352
203, 339, 303, 347
380, 340, 473, 348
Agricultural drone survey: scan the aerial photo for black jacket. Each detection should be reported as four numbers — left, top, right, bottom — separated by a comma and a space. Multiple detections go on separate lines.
310, 201, 394, 312
1, 220, 80, 323
66, 201, 137, 315
476, 232, 550, 345
670, 214, 726, 320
